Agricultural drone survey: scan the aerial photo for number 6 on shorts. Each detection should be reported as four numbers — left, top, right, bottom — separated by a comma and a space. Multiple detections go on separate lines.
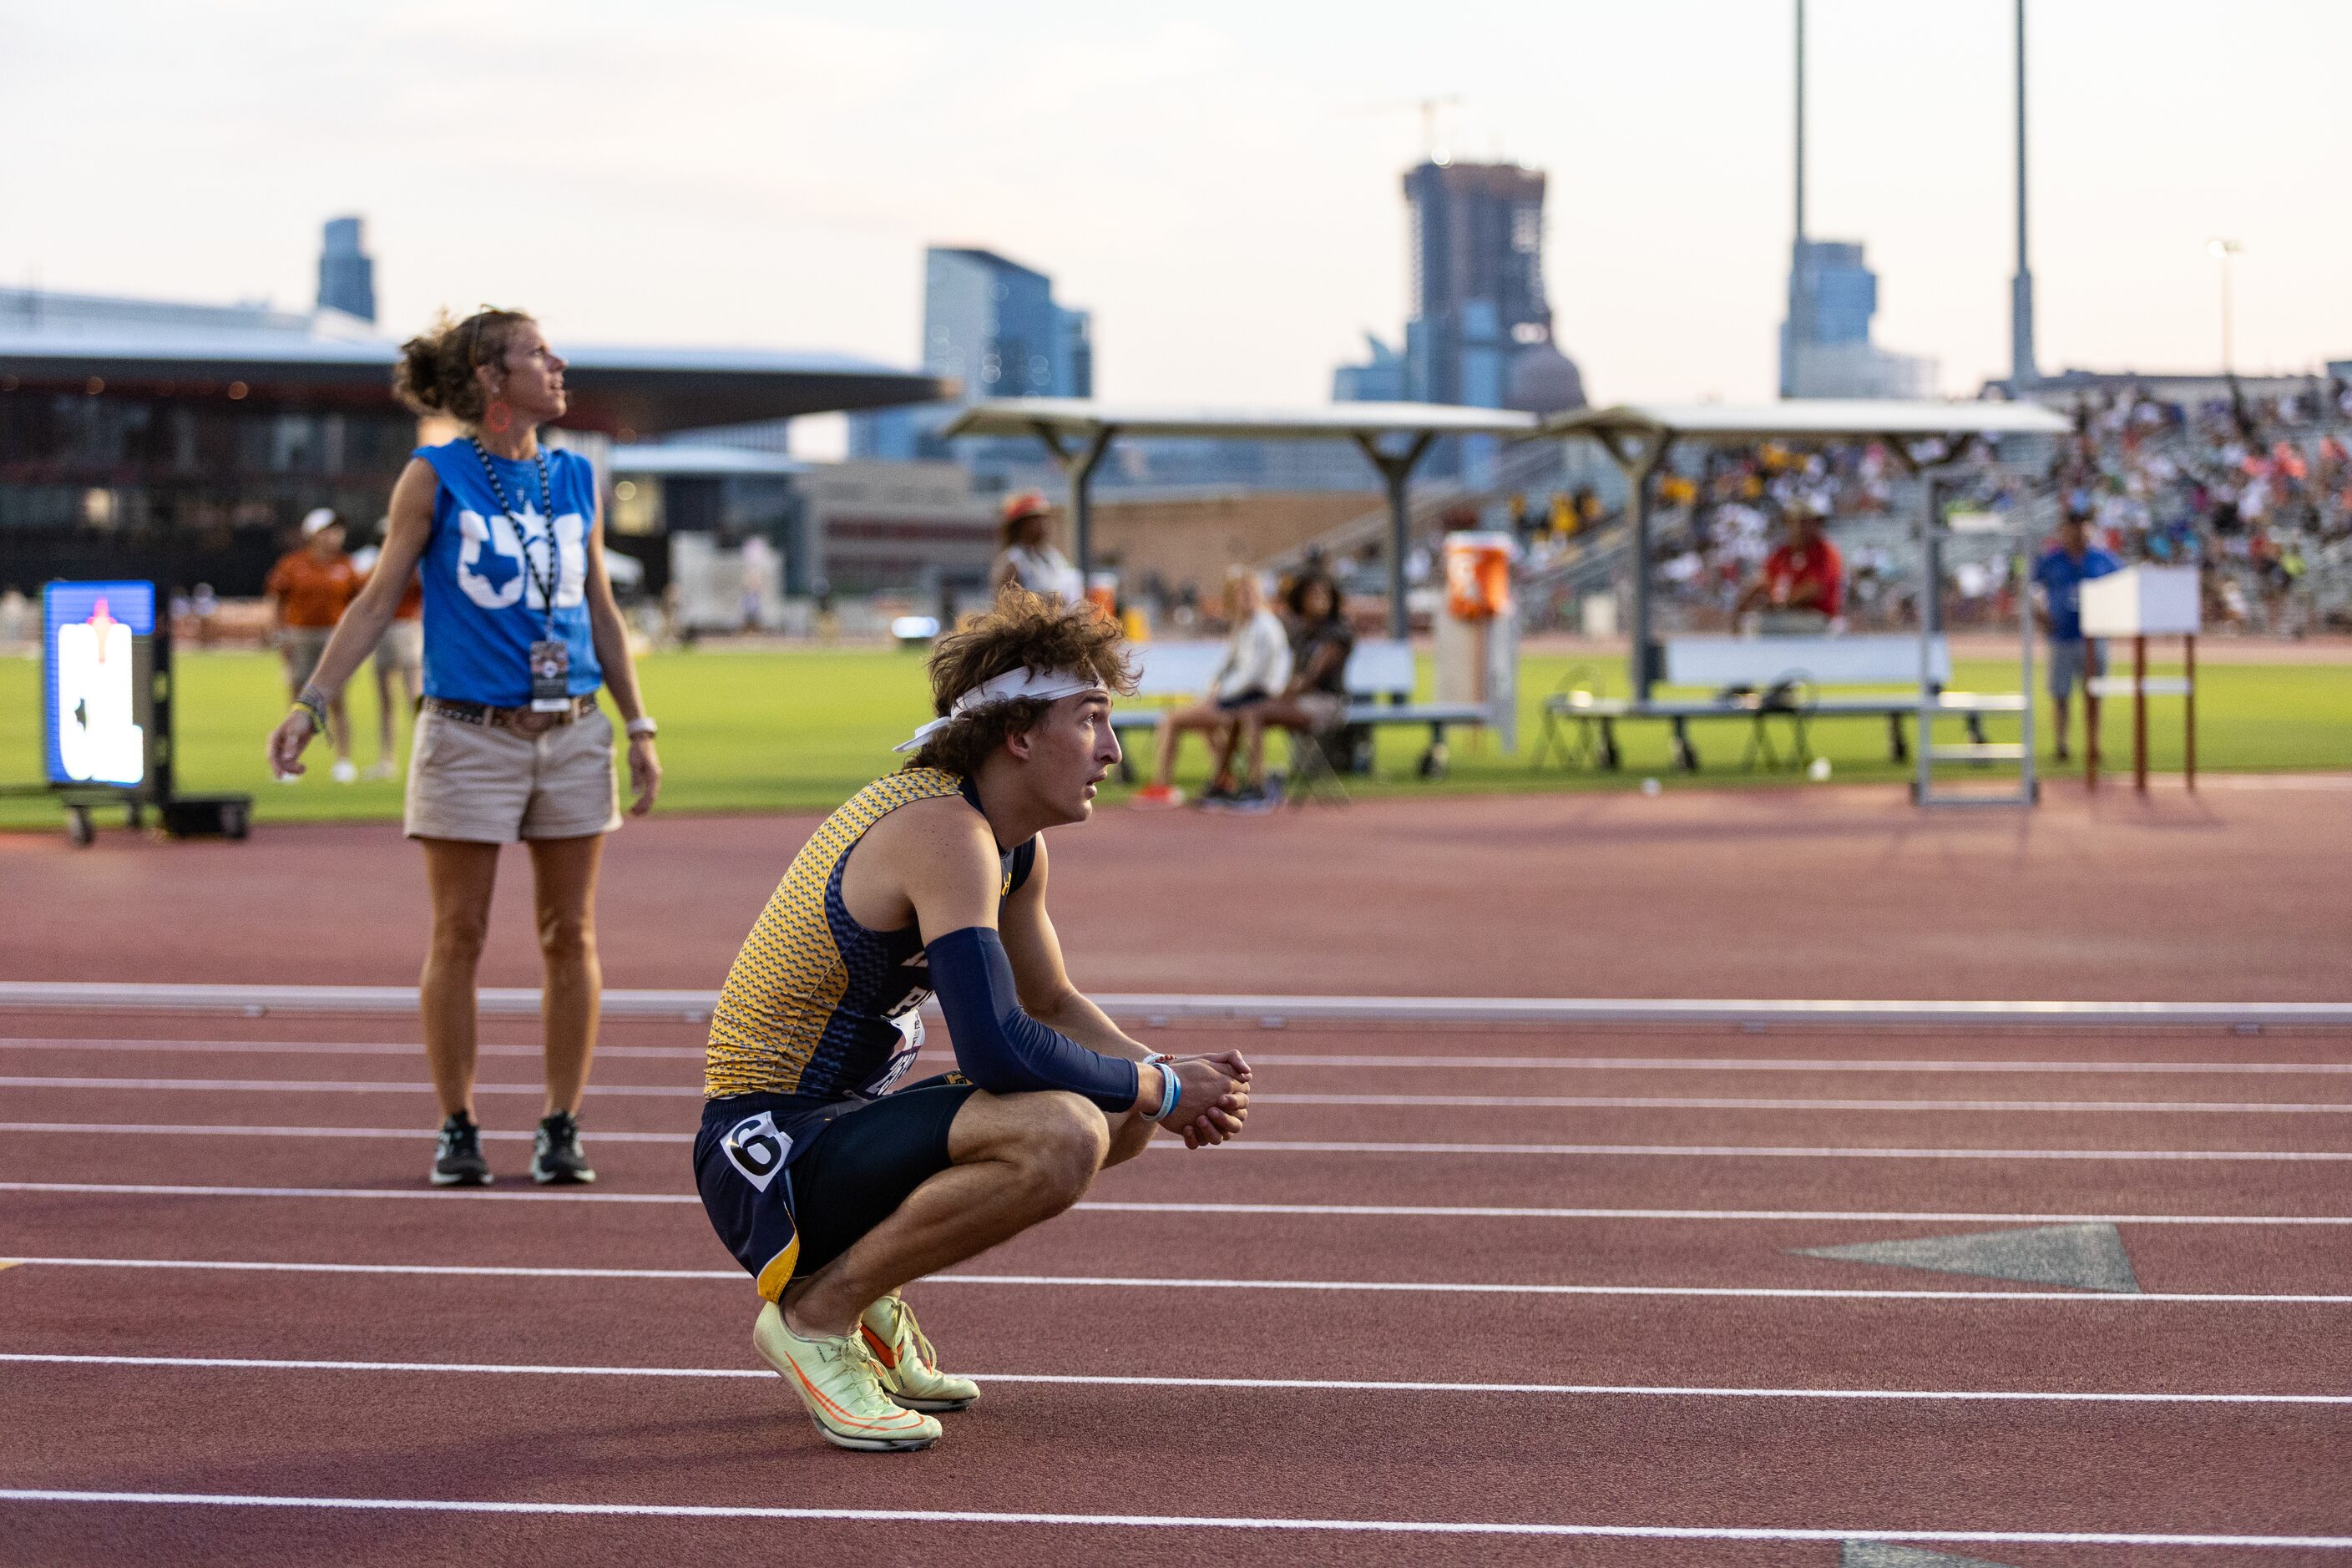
723, 1111, 790, 1191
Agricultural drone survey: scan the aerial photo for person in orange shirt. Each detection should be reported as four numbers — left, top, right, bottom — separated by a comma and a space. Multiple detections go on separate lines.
267, 508, 362, 782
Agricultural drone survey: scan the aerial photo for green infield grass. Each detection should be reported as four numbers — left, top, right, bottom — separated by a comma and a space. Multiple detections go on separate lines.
1, 644, 2344, 832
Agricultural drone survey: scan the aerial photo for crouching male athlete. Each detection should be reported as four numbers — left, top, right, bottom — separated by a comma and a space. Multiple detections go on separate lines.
695, 589, 1252, 1451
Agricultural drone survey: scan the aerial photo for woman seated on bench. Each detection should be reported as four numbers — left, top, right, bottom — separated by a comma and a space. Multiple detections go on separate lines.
1225, 571, 1354, 811
1132, 569, 1289, 809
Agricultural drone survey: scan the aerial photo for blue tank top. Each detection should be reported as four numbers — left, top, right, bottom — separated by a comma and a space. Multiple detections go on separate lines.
412, 439, 604, 706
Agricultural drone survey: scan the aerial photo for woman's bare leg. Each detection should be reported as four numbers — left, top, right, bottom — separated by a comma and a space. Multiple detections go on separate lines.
526, 832, 606, 1117
418, 838, 501, 1118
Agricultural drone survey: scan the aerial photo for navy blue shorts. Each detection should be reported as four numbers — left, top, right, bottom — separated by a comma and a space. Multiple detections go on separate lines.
695, 1075, 977, 1301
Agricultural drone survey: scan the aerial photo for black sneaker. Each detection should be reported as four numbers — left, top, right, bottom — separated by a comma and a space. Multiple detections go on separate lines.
431, 1112, 493, 1188
1224, 782, 1282, 815
533, 1110, 596, 1186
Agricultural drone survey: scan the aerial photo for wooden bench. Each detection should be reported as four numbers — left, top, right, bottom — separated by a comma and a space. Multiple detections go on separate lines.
1532, 635, 2026, 773
1114, 638, 1489, 780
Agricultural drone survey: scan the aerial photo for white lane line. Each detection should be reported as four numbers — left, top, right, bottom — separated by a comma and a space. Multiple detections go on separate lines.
6, 1256, 2349, 1303
13, 1039, 2352, 1077
0, 1039, 702, 1060
1262, 1094, 2352, 1114
8, 1352, 2347, 1406
9, 1181, 2352, 1229
0, 1122, 691, 1144
1240, 1055, 2352, 1076
14, 1075, 2350, 1115
2, 1120, 2344, 1161
0, 1490, 2344, 1548
1181, 1141, 2352, 1161
0, 1076, 706, 1097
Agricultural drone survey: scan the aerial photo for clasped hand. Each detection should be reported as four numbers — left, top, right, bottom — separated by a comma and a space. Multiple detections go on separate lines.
1159, 1050, 1252, 1150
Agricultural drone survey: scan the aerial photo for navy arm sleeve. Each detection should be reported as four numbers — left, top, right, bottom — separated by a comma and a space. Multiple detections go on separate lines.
925, 925, 1141, 1114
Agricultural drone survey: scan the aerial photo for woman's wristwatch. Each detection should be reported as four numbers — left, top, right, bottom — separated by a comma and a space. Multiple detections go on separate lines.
624, 716, 658, 740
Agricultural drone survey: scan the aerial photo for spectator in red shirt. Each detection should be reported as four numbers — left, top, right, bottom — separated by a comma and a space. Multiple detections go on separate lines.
1735, 503, 1844, 630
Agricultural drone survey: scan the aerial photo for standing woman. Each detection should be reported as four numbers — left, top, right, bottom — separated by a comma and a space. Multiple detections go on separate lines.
988, 491, 1081, 604
266, 308, 662, 1188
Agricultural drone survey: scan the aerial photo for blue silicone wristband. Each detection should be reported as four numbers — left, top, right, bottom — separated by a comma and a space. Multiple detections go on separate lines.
1151, 1056, 1181, 1120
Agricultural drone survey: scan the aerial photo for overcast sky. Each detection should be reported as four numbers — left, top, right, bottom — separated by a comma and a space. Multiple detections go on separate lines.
7, 0, 2349, 455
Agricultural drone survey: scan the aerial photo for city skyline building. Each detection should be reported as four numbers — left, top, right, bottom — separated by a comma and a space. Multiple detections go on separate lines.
316, 216, 376, 323
1332, 156, 1583, 483
849, 245, 1091, 464
1778, 236, 1937, 399
1780, 0, 1931, 401
1401, 159, 1551, 410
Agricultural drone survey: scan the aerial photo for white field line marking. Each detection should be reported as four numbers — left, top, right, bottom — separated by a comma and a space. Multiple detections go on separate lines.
0, 1121, 691, 1144
8, 1181, 2352, 1229
6, 1256, 2349, 1303
0, 1039, 702, 1060
7, 1352, 2349, 1406
0, 1490, 2344, 1549
1262, 1094, 2352, 1114
1228, 1055, 2352, 1076
1, 1120, 2344, 1161
14, 1074, 2352, 1115
14, 1038, 2352, 1078
0, 1076, 705, 1097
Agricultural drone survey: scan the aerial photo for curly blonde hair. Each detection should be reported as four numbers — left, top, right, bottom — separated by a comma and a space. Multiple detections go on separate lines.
392, 308, 536, 424
906, 588, 1135, 776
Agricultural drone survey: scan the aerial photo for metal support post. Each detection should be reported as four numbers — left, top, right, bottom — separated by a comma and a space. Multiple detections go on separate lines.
1591, 431, 1669, 705
1029, 422, 1115, 586
2184, 634, 2197, 789
1914, 475, 1941, 802
2017, 533, 2037, 804
2132, 633, 2149, 792
1353, 431, 1437, 642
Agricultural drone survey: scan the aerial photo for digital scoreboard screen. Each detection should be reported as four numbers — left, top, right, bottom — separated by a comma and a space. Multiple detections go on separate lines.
43, 580, 157, 790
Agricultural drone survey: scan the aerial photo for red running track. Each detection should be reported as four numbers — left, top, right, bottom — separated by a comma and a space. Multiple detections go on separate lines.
3, 1014, 2350, 1565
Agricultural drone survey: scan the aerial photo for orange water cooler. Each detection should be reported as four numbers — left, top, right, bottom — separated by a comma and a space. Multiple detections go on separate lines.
1433, 531, 1520, 753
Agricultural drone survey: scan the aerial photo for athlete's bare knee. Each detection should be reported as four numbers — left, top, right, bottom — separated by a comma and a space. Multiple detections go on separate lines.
1007, 1090, 1110, 1200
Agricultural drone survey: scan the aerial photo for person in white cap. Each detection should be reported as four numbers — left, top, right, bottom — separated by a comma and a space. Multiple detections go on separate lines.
695, 585, 1251, 1453
266, 507, 362, 782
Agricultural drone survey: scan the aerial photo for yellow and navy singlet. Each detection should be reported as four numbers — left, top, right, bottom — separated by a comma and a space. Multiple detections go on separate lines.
704, 766, 1035, 1104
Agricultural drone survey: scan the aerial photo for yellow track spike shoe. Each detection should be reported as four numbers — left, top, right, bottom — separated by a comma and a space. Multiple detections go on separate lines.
753, 1302, 943, 1452
860, 1293, 981, 1413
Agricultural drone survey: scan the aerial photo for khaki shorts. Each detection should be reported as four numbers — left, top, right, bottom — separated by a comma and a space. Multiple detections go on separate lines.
404, 705, 622, 843
281, 626, 335, 690
374, 617, 423, 675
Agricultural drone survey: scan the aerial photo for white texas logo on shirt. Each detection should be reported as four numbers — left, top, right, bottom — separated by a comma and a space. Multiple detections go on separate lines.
456, 503, 589, 612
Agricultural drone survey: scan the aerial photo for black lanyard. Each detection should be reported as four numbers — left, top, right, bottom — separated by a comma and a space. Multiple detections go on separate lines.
470, 440, 560, 634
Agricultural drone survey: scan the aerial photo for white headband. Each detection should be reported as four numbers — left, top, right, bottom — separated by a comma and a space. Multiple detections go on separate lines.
894, 665, 1108, 754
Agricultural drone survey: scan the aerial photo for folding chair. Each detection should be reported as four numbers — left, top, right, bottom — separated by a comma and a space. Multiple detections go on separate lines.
1282, 717, 1353, 807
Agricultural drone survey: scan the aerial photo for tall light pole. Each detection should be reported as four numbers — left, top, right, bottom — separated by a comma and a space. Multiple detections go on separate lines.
2208, 239, 2243, 377
2010, 0, 2038, 392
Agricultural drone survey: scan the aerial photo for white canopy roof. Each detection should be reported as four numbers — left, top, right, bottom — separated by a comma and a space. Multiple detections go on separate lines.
940, 397, 1539, 443
1542, 399, 2071, 444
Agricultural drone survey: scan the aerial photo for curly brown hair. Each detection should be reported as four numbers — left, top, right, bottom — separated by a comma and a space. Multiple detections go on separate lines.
392, 308, 536, 424
906, 587, 1136, 776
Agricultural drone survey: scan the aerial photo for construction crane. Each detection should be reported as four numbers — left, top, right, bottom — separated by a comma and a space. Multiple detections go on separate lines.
1349, 94, 1465, 162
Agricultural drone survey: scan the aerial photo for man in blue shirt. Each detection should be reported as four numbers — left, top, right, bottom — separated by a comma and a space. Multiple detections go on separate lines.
2032, 513, 2122, 762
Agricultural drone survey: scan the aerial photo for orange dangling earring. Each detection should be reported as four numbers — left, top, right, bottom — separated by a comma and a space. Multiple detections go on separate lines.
483, 399, 513, 435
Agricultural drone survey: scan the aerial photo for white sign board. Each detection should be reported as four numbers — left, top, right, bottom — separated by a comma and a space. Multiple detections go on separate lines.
2081, 565, 2199, 637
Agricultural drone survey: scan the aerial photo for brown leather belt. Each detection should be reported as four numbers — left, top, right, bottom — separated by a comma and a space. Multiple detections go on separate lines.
423, 694, 599, 735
